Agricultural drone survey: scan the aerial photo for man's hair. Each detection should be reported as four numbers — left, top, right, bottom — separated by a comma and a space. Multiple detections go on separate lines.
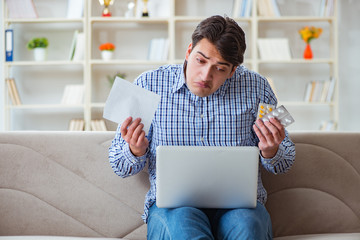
191, 15, 246, 66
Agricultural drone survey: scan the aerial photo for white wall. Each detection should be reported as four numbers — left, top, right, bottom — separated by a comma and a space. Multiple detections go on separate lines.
337, 0, 360, 131
0, 1, 4, 130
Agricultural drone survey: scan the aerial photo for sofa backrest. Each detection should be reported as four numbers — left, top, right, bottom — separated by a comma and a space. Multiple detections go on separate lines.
262, 132, 360, 237
0, 132, 149, 239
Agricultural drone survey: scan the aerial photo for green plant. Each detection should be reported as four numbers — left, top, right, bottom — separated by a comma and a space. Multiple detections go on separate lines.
107, 72, 127, 87
27, 37, 49, 49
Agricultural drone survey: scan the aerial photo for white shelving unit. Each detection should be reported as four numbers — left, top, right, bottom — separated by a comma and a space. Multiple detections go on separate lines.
2, 0, 338, 131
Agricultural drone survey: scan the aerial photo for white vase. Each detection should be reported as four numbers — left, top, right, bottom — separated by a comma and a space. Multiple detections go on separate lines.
101, 50, 113, 60
33, 48, 47, 61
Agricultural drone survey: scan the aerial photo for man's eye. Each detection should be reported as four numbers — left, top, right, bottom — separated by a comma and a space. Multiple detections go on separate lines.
216, 67, 225, 72
196, 57, 205, 63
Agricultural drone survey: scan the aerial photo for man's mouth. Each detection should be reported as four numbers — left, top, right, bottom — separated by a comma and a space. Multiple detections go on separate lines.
195, 81, 209, 88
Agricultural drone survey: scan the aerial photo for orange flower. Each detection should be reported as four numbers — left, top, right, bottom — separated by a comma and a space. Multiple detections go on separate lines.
99, 42, 115, 51
299, 26, 322, 44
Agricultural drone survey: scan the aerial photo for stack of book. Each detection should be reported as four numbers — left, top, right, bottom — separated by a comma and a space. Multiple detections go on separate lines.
232, 0, 253, 18
66, 0, 84, 18
6, 78, 22, 105
5, 0, 38, 18
319, 120, 336, 131
61, 84, 84, 105
304, 77, 336, 103
257, 38, 291, 61
69, 30, 85, 61
148, 38, 169, 61
91, 119, 107, 131
257, 0, 281, 17
319, 0, 334, 17
69, 119, 84, 131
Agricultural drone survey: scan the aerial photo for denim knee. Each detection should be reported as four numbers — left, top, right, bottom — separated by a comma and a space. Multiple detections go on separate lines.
147, 204, 214, 240
214, 203, 273, 240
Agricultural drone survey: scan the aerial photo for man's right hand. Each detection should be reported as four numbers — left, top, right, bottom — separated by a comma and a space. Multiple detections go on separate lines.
120, 117, 149, 157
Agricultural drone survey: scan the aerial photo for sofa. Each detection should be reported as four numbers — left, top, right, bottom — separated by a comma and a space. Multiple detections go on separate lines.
0, 131, 359, 239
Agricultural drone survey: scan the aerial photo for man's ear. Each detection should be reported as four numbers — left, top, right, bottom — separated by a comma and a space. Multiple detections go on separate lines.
185, 43, 193, 61
228, 65, 237, 78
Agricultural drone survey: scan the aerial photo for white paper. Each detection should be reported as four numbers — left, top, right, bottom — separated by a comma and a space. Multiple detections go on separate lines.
103, 77, 161, 134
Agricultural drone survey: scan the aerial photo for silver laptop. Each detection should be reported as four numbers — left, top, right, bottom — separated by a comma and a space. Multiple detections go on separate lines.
156, 146, 259, 209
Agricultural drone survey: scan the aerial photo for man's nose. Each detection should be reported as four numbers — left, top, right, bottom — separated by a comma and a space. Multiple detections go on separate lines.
201, 66, 212, 81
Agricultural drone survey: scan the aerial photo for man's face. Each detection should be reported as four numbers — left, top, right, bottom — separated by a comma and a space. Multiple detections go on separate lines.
185, 38, 236, 97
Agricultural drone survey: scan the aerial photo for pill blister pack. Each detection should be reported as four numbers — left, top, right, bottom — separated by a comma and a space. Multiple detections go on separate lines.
256, 103, 275, 119
257, 104, 295, 128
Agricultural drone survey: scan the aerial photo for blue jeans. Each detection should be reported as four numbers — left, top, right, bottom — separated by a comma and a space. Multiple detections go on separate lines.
147, 202, 273, 240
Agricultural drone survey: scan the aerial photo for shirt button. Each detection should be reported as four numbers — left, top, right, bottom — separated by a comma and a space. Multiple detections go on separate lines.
200, 137, 204, 142
200, 114, 204, 118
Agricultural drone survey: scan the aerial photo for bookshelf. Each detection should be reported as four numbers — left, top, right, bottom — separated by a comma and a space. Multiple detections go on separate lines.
2, 0, 338, 131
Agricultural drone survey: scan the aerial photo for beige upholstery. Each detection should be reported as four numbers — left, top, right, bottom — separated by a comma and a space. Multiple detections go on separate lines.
262, 132, 360, 237
0, 131, 359, 239
0, 132, 148, 239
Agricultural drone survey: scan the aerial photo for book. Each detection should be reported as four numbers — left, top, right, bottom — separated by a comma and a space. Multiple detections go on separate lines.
326, 77, 336, 102
241, 0, 252, 17
319, 0, 334, 17
257, 38, 291, 61
72, 32, 84, 61
66, 0, 84, 19
257, 0, 280, 17
232, 0, 242, 18
69, 119, 85, 131
61, 84, 84, 105
269, 0, 281, 17
148, 38, 169, 61
304, 78, 336, 103
5, 0, 38, 18
319, 120, 337, 131
5, 29, 13, 62
91, 119, 107, 131
69, 30, 79, 60
319, 0, 327, 16
266, 77, 278, 100
233, 0, 252, 18
6, 78, 22, 105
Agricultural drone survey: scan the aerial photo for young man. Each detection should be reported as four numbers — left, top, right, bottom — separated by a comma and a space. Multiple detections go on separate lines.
109, 15, 295, 239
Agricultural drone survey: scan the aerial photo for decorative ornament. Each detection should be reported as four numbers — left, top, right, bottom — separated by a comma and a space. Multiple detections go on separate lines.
99, 0, 114, 17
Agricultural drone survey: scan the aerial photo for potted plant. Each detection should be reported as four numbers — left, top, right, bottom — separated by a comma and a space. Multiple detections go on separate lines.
27, 37, 49, 61
298, 26, 322, 59
107, 72, 126, 87
99, 42, 115, 60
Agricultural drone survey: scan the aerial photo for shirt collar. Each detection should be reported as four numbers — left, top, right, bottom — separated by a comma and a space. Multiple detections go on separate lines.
172, 60, 187, 93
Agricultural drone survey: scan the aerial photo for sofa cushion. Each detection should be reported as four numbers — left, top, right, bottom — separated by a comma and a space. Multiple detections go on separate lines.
262, 132, 360, 238
0, 237, 122, 240
0, 132, 149, 238
274, 233, 360, 240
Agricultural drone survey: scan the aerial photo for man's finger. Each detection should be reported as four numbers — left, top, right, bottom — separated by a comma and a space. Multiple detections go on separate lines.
120, 116, 133, 136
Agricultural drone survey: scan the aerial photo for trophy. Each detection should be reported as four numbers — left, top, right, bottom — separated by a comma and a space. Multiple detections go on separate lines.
99, 0, 114, 17
142, 0, 149, 17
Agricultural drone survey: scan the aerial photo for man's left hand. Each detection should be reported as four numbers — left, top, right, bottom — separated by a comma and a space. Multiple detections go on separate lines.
253, 117, 285, 159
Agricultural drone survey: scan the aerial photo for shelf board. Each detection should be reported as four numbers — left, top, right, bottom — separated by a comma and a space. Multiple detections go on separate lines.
90, 17, 169, 23
5, 18, 84, 23
257, 16, 334, 22
6, 104, 85, 109
258, 58, 334, 64
5, 60, 84, 66
174, 16, 251, 22
91, 103, 106, 108
280, 101, 335, 107
90, 59, 168, 65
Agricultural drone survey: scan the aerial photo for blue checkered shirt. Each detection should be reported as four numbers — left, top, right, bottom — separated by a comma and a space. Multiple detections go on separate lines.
109, 63, 296, 223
